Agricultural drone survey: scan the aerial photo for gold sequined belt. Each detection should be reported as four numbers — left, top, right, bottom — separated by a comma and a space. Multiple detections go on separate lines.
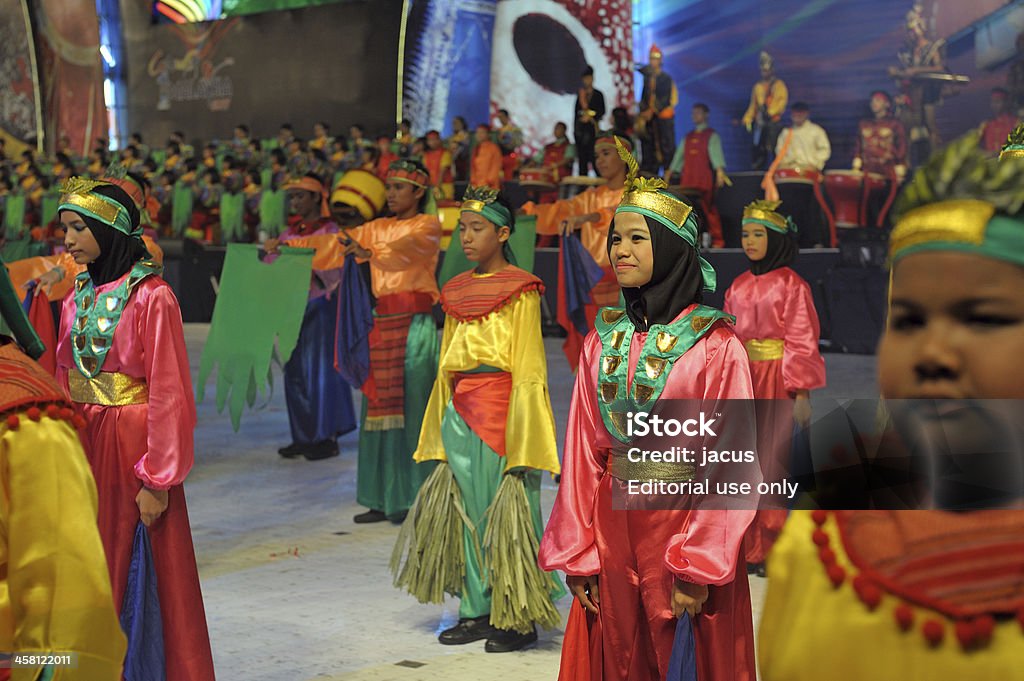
608, 453, 696, 482
744, 338, 784, 361
68, 371, 149, 406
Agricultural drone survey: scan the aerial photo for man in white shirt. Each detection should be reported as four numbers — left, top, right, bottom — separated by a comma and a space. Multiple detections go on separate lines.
773, 102, 834, 247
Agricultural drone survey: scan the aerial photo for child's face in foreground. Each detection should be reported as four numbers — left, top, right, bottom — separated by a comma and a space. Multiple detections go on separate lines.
878, 251, 1024, 399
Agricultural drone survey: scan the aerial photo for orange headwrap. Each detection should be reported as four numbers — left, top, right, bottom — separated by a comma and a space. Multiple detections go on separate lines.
282, 176, 330, 218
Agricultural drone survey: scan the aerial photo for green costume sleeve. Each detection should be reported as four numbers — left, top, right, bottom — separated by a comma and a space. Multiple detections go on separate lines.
258, 189, 287, 237
171, 182, 194, 236
219, 192, 245, 243
196, 243, 314, 431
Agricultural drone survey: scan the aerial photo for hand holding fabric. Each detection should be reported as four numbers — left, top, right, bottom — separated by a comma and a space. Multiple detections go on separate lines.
136, 487, 169, 527
566, 574, 600, 614
672, 579, 709, 618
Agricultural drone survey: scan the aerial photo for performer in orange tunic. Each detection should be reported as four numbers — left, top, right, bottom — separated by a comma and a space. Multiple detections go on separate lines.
520, 134, 630, 368
422, 130, 454, 200
283, 160, 442, 523
470, 125, 503, 190
723, 201, 825, 571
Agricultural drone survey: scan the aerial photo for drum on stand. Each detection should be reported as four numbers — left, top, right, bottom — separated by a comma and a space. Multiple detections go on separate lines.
518, 167, 559, 204
774, 167, 822, 185
824, 170, 864, 228
558, 175, 606, 200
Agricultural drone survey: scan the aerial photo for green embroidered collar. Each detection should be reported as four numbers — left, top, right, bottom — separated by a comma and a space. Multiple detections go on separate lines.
72, 260, 162, 378
595, 305, 734, 443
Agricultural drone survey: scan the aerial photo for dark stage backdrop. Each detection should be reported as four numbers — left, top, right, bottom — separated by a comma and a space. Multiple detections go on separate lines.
637, 0, 1021, 172
121, 0, 402, 145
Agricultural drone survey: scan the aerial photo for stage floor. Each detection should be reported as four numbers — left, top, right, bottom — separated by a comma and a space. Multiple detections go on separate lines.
184, 324, 878, 680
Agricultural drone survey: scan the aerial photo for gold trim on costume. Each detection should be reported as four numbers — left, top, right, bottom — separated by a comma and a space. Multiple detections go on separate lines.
655, 332, 678, 353
890, 199, 992, 258
602, 356, 622, 375
620, 189, 693, 229
999, 147, 1024, 161
600, 382, 619, 403
744, 338, 785, 361
61, 192, 122, 226
602, 309, 626, 325
743, 207, 789, 231
608, 453, 696, 482
68, 371, 148, 406
645, 357, 667, 380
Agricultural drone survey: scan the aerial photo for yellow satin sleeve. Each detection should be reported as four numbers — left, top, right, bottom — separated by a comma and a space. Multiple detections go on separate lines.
414, 290, 560, 474
414, 313, 456, 463
506, 290, 560, 474
759, 512, 1024, 681
0, 417, 127, 680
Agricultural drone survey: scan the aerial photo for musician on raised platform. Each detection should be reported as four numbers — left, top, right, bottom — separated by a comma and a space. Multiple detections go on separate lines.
666, 103, 729, 247
637, 44, 678, 175
850, 90, 906, 227
743, 51, 788, 171
774, 102, 833, 247
980, 88, 1019, 155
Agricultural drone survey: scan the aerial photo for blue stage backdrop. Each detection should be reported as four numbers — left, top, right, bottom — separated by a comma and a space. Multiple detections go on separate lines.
635, 0, 1022, 172
403, 0, 498, 138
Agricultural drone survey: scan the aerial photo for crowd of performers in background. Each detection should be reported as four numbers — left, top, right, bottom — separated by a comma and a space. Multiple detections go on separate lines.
4, 13, 1023, 261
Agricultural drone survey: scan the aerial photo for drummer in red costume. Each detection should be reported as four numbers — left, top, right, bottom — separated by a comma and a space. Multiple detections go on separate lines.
851, 90, 907, 227
520, 134, 630, 368
528, 122, 576, 203
666, 103, 730, 247
980, 88, 1019, 155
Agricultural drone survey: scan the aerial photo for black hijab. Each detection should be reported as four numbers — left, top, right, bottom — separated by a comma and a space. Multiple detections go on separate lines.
609, 214, 704, 332
65, 184, 147, 287
749, 226, 797, 275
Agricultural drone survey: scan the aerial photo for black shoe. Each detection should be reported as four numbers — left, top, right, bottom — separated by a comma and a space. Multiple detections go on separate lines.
756, 563, 767, 579
485, 626, 537, 653
303, 439, 339, 461
278, 442, 304, 459
353, 509, 387, 524
438, 615, 495, 645
390, 510, 408, 524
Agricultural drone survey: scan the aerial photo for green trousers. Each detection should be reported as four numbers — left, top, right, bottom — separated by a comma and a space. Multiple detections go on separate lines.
356, 313, 439, 519
440, 401, 546, 619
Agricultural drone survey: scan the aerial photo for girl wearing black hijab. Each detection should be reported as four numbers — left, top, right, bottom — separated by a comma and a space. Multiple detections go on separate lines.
723, 200, 826, 570
540, 145, 759, 681
55, 178, 216, 680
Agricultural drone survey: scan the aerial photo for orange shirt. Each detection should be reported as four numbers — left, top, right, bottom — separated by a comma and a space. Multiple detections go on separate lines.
521, 184, 623, 252
470, 141, 503, 189
7, 235, 165, 303
287, 214, 441, 302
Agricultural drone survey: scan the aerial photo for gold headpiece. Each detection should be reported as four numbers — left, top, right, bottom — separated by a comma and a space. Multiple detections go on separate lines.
461, 185, 499, 213
1000, 123, 1024, 161
614, 138, 693, 229
60, 176, 108, 197
743, 199, 790, 232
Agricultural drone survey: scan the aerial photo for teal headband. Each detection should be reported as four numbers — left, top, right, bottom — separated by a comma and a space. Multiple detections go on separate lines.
615, 203, 717, 292
461, 200, 513, 229
58, 190, 140, 238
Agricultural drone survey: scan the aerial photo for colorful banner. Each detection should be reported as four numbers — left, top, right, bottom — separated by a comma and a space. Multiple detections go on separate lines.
33, 0, 106, 156
0, 0, 39, 152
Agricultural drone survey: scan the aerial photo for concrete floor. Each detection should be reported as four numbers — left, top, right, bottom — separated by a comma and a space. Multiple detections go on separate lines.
184, 324, 878, 680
